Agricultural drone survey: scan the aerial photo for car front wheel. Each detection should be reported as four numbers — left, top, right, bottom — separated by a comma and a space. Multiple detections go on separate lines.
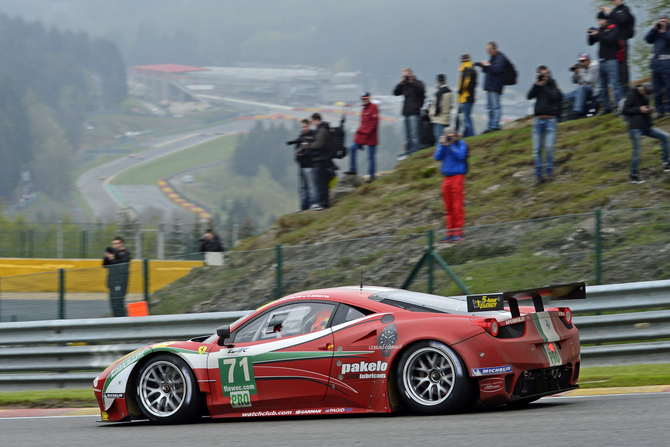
136, 354, 202, 424
396, 341, 475, 415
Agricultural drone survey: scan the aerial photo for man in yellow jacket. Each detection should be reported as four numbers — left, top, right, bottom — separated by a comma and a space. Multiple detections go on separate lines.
457, 54, 478, 137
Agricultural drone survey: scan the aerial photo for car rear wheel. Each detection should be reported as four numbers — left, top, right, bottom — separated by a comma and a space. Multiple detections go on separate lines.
136, 354, 202, 424
397, 341, 475, 415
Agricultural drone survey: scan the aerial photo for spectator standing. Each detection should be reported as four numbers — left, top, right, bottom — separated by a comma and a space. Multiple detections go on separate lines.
622, 83, 670, 184
527, 66, 563, 186
477, 42, 508, 133
434, 130, 468, 243
429, 74, 453, 143
103, 236, 131, 317
588, 12, 623, 115
602, 0, 635, 92
393, 68, 425, 159
287, 119, 316, 210
645, 14, 670, 119
565, 53, 600, 119
345, 92, 379, 182
457, 54, 477, 137
200, 229, 225, 266
304, 113, 331, 210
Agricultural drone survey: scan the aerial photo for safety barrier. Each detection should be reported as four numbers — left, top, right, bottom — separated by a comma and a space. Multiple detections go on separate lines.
1, 279, 670, 391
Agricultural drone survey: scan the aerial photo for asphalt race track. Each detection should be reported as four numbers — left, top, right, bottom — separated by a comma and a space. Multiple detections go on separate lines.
1, 393, 668, 447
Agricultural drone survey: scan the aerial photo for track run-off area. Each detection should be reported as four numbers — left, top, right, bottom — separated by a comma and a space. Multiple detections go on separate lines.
2, 389, 668, 447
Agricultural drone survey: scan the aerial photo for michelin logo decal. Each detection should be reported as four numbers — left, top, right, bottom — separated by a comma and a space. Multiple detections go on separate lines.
471, 365, 512, 376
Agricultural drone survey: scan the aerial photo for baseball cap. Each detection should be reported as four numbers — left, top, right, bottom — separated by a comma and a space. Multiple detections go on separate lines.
578, 52, 590, 60
659, 13, 668, 19
361, 92, 370, 99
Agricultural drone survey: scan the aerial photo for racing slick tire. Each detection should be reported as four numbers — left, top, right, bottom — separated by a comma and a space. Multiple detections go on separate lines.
396, 341, 475, 415
135, 354, 203, 424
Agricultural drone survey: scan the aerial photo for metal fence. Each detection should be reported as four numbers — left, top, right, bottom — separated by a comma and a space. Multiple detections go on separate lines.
2, 206, 670, 321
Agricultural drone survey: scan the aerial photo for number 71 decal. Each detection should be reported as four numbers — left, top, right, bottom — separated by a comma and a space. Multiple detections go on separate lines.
218, 356, 258, 397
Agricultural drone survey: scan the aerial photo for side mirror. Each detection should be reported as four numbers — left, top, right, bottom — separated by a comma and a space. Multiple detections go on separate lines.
216, 325, 232, 346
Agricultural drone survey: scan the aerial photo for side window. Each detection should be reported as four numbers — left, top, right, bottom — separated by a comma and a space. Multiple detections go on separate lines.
233, 302, 337, 343
330, 304, 372, 327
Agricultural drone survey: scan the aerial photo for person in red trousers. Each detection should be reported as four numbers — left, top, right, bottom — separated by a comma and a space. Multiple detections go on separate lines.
433, 130, 468, 243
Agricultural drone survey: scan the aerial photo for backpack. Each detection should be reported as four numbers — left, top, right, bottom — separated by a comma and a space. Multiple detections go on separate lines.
329, 116, 348, 159
501, 54, 518, 86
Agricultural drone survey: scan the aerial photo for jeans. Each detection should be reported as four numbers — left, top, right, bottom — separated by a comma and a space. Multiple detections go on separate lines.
564, 86, 593, 114
349, 143, 377, 179
461, 102, 474, 137
599, 59, 623, 112
404, 114, 420, 154
532, 117, 557, 178
628, 127, 670, 175
433, 123, 446, 145
299, 166, 318, 210
652, 70, 670, 114
486, 91, 501, 130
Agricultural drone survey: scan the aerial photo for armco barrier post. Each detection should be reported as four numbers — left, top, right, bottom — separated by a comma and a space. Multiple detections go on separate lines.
595, 209, 601, 285
59, 269, 65, 320
276, 244, 282, 300
143, 259, 150, 309
81, 230, 88, 259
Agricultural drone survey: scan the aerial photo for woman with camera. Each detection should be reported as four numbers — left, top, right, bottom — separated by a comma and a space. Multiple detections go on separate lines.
434, 130, 468, 243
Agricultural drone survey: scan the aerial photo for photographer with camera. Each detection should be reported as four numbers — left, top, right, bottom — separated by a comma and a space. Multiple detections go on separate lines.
527, 66, 562, 186
588, 11, 623, 115
434, 130, 468, 243
622, 83, 670, 184
393, 68, 425, 159
601, 0, 635, 93
645, 14, 670, 119
287, 119, 316, 210
564, 53, 599, 120
200, 229, 225, 266
102, 236, 131, 317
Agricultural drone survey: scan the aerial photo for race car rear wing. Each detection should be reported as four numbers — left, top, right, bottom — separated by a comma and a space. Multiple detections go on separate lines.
466, 282, 586, 318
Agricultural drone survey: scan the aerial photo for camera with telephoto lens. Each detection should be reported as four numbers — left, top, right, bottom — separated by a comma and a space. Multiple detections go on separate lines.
105, 247, 116, 254
570, 64, 580, 72
537, 73, 547, 82
587, 27, 598, 34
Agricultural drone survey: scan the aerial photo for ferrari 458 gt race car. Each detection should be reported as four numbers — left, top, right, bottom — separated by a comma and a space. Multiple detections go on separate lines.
93, 282, 585, 424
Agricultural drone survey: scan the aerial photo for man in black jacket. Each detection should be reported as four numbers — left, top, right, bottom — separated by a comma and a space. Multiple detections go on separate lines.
601, 0, 635, 93
622, 83, 670, 184
303, 113, 331, 210
103, 236, 131, 317
527, 66, 562, 186
200, 229, 225, 265
394, 68, 425, 159
589, 11, 624, 115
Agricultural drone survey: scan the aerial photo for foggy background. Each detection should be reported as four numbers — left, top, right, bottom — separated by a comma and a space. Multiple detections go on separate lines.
0, 0, 645, 91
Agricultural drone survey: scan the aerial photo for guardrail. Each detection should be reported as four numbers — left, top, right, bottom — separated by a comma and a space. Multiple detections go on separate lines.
1, 280, 669, 391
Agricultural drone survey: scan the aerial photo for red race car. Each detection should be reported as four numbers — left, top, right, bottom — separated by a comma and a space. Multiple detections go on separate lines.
93, 283, 585, 424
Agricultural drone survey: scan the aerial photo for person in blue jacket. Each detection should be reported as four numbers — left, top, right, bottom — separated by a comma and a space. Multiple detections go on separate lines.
434, 130, 468, 243
477, 41, 508, 133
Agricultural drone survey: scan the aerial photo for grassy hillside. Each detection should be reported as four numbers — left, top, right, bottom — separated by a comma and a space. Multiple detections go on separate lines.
149, 113, 670, 315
